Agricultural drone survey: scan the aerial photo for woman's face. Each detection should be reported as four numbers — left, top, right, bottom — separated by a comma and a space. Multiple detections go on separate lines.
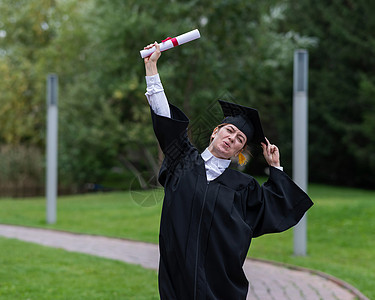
208, 124, 247, 159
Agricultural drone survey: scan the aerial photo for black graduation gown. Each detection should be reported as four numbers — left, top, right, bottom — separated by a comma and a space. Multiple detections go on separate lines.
151, 103, 313, 300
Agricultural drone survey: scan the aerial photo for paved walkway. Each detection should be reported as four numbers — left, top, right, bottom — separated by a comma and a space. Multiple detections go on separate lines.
0, 224, 369, 300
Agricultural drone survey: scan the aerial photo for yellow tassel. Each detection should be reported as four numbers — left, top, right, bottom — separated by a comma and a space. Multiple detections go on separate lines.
238, 152, 248, 166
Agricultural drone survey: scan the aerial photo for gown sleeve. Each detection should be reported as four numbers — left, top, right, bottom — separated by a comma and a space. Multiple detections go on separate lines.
250, 166, 314, 238
150, 103, 197, 186
151, 103, 189, 153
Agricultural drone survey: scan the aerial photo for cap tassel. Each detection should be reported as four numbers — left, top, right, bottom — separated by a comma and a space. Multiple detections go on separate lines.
238, 152, 248, 166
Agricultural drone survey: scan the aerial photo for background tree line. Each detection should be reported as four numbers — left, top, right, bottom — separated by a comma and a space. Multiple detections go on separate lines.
0, 0, 374, 194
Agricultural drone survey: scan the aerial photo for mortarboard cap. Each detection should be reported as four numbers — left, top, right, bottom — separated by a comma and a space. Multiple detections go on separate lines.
218, 100, 266, 146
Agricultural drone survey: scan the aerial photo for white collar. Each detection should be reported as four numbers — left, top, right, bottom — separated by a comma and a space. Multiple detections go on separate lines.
201, 148, 231, 169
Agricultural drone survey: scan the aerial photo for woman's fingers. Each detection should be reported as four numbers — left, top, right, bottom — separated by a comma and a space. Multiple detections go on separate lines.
144, 42, 157, 50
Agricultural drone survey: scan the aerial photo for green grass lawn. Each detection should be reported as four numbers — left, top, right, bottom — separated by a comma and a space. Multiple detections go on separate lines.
0, 189, 164, 243
0, 237, 158, 299
0, 183, 374, 299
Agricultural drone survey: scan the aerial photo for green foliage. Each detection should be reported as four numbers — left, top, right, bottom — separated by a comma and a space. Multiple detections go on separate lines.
2, 0, 374, 188
0, 0, 55, 145
0, 0, 317, 188
0, 145, 44, 196
79, 0, 315, 178
284, 0, 375, 187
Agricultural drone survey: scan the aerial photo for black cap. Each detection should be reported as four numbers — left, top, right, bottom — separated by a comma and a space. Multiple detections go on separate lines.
218, 100, 266, 146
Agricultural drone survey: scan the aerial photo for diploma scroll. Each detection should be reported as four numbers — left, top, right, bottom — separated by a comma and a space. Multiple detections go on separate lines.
140, 29, 201, 58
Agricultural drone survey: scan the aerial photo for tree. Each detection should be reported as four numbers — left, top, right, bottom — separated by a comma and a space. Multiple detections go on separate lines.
80, 0, 315, 181
0, 0, 57, 145
0, 0, 63, 193
0, 0, 320, 191
285, 0, 375, 187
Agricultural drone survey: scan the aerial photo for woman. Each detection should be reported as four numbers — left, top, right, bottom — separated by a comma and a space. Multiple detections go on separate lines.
144, 42, 313, 300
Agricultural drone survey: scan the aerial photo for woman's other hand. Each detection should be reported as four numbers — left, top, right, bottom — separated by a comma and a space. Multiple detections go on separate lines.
261, 137, 281, 168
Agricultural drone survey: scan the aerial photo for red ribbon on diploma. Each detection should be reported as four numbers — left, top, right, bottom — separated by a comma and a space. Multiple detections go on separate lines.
162, 37, 179, 47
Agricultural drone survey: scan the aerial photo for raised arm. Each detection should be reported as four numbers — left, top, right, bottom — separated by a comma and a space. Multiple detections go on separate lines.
143, 42, 170, 118
144, 42, 191, 175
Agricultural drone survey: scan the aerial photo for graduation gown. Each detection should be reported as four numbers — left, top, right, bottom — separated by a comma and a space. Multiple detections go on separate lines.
151, 103, 313, 300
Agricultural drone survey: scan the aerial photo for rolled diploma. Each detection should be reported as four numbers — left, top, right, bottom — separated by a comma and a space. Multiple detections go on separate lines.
140, 29, 201, 58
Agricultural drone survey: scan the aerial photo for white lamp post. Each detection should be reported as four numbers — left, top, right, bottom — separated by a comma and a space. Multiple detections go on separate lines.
293, 50, 309, 256
46, 74, 58, 224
